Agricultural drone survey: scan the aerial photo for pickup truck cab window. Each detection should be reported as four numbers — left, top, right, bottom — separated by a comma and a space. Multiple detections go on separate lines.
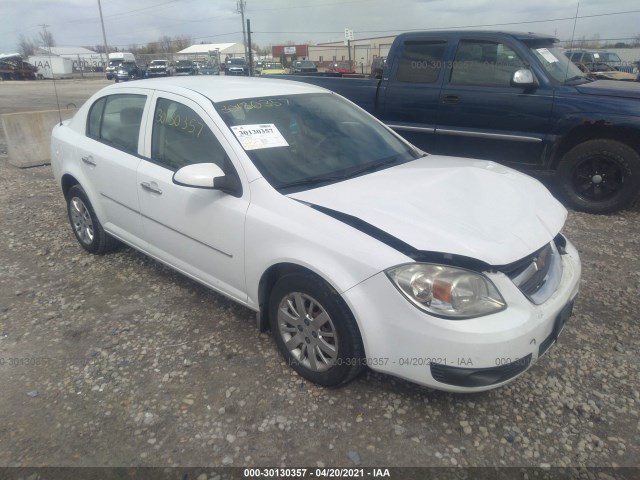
396, 40, 447, 83
450, 40, 525, 87
87, 94, 146, 154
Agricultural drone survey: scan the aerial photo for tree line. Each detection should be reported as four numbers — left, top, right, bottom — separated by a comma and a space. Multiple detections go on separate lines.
17, 29, 274, 58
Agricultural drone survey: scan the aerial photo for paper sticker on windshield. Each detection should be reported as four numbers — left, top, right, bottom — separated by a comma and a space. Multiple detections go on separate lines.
593, 53, 600, 59
536, 48, 558, 63
231, 124, 289, 150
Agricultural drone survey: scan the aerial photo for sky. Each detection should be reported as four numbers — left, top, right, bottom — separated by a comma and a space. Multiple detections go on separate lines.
1, 0, 639, 55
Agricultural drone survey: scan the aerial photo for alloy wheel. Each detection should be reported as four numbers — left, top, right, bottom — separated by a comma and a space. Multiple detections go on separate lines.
69, 196, 95, 245
277, 292, 339, 372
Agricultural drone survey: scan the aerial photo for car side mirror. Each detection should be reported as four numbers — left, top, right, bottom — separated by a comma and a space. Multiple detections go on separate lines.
172, 163, 242, 197
511, 69, 536, 88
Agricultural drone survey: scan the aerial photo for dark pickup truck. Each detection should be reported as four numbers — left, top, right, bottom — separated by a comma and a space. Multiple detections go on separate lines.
289, 31, 640, 214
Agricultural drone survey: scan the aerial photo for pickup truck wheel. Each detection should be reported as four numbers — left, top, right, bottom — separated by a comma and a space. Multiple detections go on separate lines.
557, 139, 640, 214
269, 273, 365, 387
67, 185, 119, 254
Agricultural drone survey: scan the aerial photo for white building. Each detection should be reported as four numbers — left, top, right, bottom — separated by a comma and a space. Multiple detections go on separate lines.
34, 46, 106, 72
177, 43, 253, 63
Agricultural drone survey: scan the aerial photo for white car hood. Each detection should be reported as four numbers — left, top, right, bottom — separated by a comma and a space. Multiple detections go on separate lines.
289, 156, 567, 266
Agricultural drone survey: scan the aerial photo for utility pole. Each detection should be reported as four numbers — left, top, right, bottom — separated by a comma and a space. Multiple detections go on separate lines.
247, 19, 253, 76
344, 28, 353, 67
237, 0, 248, 60
38, 24, 51, 48
97, 0, 110, 72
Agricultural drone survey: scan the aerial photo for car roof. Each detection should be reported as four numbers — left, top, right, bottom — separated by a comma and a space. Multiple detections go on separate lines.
397, 30, 558, 43
104, 76, 327, 103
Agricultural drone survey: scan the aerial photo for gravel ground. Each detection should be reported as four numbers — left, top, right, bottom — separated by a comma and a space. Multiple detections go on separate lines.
0, 79, 639, 470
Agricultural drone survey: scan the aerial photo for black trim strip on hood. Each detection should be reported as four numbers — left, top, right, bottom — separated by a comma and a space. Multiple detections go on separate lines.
305, 203, 492, 272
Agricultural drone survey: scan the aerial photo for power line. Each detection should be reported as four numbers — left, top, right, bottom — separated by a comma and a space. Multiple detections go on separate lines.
253, 9, 640, 37
249, 0, 368, 11
103, 0, 181, 20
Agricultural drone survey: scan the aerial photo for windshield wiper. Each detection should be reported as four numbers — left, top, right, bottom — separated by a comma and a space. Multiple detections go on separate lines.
276, 174, 347, 190
277, 156, 401, 191
341, 155, 404, 180
564, 75, 589, 84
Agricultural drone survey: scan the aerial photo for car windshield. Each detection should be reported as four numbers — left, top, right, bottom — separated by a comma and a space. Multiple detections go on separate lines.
529, 46, 587, 84
215, 93, 420, 191
599, 52, 621, 62
152, 61, 167, 65
228, 58, 245, 65
265, 63, 283, 69
296, 61, 315, 68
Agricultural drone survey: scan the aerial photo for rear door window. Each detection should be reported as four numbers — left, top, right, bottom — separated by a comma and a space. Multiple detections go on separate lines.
86, 94, 146, 154
396, 40, 447, 83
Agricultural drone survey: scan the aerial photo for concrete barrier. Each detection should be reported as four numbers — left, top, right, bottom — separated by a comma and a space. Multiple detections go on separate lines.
1, 108, 77, 168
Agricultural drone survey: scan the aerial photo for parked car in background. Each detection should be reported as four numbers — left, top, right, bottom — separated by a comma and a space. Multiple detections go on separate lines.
105, 60, 122, 80
175, 59, 196, 75
370, 56, 386, 79
565, 49, 636, 73
50, 76, 580, 392
199, 63, 220, 75
260, 62, 287, 75
290, 60, 318, 73
114, 62, 142, 82
573, 61, 638, 81
105, 52, 136, 80
326, 62, 356, 74
225, 57, 249, 76
146, 60, 173, 77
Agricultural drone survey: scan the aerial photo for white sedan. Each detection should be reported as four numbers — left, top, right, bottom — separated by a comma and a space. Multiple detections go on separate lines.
50, 77, 581, 392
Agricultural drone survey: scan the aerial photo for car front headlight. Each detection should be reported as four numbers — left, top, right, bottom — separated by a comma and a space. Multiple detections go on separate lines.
386, 264, 506, 319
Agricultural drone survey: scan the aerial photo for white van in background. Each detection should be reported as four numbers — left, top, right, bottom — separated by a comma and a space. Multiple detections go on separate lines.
105, 52, 136, 80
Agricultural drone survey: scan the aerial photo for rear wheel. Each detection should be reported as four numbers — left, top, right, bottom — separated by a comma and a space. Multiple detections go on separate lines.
557, 139, 640, 214
269, 273, 365, 387
66, 185, 118, 254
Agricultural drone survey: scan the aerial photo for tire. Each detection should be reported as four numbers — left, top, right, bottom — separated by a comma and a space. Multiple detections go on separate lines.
557, 139, 640, 214
66, 185, 118, 254
269, 273, 365, 387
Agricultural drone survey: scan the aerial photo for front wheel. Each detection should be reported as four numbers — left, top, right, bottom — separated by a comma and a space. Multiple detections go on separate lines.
269, 273, 365, 387
557, 139, 640, 214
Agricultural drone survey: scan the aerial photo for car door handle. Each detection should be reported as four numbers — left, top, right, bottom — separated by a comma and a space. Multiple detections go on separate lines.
442, 95, 460, 104
140, 182, 163, 195
81, 155, 96, 166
